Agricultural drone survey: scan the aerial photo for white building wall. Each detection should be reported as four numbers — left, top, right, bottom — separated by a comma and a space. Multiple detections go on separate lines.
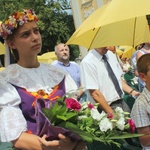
70, 0, 111, 57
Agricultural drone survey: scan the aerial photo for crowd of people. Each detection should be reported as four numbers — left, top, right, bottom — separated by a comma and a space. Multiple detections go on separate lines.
0, 9, 86, 150
0, 8, 150, 150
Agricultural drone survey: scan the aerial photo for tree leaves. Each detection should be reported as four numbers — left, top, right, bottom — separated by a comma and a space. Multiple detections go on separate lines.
0, 0, 79, 59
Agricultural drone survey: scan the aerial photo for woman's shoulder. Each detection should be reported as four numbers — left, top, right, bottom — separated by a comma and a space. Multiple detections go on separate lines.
0, 64, 18, 78
0, 64, 26, 87
41, 63, 67, 75
41, 62, 68, 80
0, 63, 67, 88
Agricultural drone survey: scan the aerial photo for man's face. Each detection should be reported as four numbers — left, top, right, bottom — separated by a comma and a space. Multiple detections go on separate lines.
95, 47, 110, 55
139, 68, 150, 88
108, 46, 116, 53
55, 44, 70, 62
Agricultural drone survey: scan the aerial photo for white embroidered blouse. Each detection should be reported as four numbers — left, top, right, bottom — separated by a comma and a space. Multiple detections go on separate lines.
0, 63, 77, 142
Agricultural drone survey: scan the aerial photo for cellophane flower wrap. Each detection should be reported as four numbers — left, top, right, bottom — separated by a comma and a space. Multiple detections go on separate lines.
42, 95, 142, 147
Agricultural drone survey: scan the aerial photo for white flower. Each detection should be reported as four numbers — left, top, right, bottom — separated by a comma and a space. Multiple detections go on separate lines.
91, 109, 106, 121
99, 111, 107, 120
115, 107, 124, 114
116, 117, 125, 130
19, 20, 24, 26
99, 117, 113, 132
115, 107, 124, 117
81, 102, 88, 109
7, 29, 12, 35
78, 115, 88, 120
9, 16, 16, 25
90, 108, 101, 121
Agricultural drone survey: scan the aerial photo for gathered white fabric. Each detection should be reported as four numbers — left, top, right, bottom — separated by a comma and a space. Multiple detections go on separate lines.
0, 80, 26, 142
0, 63, 66, 92
0, 63, 77, 142
0, 106, 27, 142
0, 80, 21, 108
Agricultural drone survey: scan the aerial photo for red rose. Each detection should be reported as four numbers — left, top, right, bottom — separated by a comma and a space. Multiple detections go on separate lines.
65, 98, 81, 111
107, 112, 114, 119
128, 119, 135, 133
88, 103, 94, 109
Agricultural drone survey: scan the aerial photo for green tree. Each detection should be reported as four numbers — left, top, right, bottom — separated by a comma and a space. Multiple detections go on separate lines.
0, 0, 79, 60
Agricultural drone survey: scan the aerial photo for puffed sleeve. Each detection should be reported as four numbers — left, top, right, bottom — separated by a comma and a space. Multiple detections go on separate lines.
0, 81, 27, 142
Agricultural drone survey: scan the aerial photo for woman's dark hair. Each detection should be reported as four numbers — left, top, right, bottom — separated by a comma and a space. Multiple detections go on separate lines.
6, 28, 19, 63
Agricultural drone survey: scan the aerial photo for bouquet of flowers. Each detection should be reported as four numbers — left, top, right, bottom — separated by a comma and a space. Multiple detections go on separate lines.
42, 96, 142, 147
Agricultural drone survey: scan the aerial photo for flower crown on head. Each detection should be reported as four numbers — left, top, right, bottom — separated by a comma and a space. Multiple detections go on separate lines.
0, 9, 38, 39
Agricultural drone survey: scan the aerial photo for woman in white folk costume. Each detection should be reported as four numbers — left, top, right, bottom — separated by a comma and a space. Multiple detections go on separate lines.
0, 9, 86, 150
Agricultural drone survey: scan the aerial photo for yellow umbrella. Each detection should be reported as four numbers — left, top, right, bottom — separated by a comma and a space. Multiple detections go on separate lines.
116, 47, 123, 57
37, 52, 57, 64
119, 46, 136, 59
37, 56, 53, 64
41, 52, 57, 60
0, 22, 5, 55
0, 67, 5, 71
0, 42, 5, 55
67, 0, 150, 50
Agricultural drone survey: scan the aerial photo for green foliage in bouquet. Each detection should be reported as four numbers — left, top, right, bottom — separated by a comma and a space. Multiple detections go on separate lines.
42, 96, 143, 147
